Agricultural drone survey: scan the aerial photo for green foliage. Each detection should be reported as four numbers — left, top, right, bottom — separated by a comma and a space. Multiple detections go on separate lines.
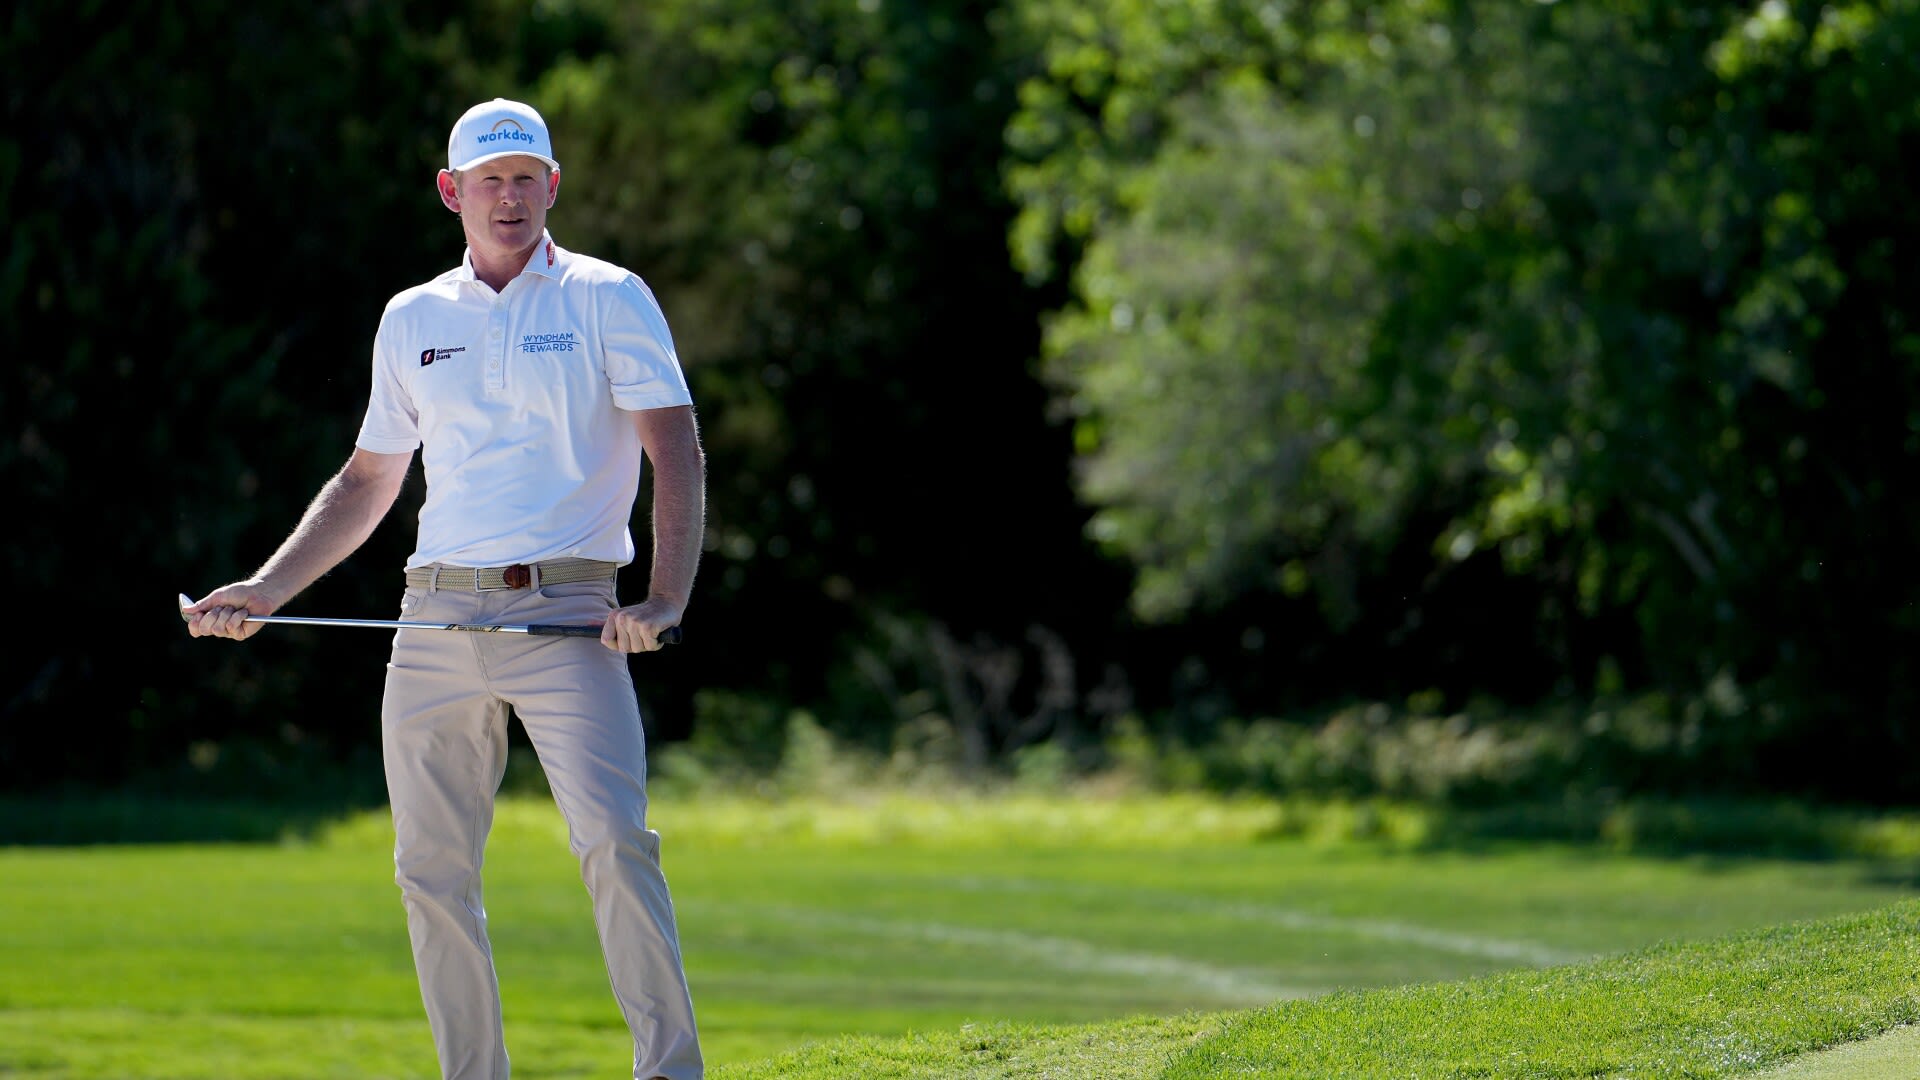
1098, 685, 1811, 813
1018, 0, 1920, 794
9, 0, 1920, 808
654, 688, 1920, 861
1004, 0, 1350, 283
1046, 85, 1398, 622
2, 0, 1102, 798
4, 0, 480, 788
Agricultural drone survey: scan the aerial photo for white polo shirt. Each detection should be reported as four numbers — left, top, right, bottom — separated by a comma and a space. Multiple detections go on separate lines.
356, 232, 693, 570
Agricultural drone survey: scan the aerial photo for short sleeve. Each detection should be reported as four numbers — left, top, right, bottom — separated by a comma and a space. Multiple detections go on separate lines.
603, 274, 693, 411
355, 307, 423, 453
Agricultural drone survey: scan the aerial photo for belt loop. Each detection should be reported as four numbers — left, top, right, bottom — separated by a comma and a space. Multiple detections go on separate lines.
427, 566, 440, 594
529, 562, 543, 590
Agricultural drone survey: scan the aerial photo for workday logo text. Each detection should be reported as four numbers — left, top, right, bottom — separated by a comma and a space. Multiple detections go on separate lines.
477, 119, 535, 148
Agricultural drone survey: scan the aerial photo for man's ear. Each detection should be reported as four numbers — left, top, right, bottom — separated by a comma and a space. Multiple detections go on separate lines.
437, 169, 461, 213
547, 168, 561, 209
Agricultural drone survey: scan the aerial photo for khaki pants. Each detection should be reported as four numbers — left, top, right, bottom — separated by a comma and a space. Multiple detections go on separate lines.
381, 575, 702, 1080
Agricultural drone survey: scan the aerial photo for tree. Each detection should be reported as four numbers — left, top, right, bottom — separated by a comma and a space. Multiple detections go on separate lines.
1020, 0, 1920, 797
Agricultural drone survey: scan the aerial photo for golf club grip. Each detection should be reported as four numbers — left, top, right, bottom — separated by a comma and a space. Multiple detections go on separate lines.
528, 624, 683, 645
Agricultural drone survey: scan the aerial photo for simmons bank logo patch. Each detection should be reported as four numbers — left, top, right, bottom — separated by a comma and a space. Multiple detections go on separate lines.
420, 345, 468, 367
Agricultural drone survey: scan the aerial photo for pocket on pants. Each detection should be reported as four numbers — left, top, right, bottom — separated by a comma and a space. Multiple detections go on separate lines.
538, 578, 618, 602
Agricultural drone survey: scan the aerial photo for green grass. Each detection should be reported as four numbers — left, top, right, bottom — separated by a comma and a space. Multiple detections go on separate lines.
2, 790, 1918, 1078
712, 902, 1920, 1079
1164, 902, 1920, 1079
1752, 1025, 1920, 1079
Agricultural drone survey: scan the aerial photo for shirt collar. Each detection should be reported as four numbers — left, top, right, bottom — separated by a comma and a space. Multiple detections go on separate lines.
455, 230, 565, 283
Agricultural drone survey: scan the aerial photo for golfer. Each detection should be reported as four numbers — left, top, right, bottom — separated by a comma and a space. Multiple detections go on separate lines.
183, 97, 705, 1080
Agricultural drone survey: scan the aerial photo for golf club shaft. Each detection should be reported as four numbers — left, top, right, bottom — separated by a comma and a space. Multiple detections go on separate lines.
247, 614, 681, 644
179, 596, 680, 643
244, 614, 616, 637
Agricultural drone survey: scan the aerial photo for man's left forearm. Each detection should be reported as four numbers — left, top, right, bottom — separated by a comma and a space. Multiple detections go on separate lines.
638, 405, 706, 609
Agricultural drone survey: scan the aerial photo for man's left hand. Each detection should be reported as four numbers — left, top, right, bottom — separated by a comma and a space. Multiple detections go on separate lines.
602, 598, 683, 652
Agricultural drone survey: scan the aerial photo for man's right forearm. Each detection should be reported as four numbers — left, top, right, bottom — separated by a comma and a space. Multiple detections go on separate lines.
249, 450, 410, 607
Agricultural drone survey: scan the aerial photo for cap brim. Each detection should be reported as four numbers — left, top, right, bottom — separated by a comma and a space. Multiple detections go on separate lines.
450, 149, 560, 173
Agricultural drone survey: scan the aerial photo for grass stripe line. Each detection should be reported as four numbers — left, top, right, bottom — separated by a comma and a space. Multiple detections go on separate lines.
713, 904, 1312, 1004
942, 875, 1581, 966
1207, 903, 1583, 966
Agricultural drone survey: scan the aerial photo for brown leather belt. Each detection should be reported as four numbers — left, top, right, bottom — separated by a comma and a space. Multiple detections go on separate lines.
404, 558, 619, 592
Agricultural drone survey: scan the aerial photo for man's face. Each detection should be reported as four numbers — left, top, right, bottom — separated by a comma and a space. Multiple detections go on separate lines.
441, 154, 559, 262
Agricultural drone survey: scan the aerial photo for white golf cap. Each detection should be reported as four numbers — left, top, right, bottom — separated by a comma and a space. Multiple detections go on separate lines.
446, 98, 559, 173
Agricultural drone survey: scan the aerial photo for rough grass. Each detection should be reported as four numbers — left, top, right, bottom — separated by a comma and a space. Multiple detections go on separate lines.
707, 902, 1920, 1079
3, 790, 1919, 1078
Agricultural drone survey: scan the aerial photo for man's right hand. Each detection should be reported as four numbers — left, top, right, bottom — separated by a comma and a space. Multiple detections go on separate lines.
179, 584, 279, 641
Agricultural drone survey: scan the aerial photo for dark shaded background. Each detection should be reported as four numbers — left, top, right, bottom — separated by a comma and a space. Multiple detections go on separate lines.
6, 0, 1916, 808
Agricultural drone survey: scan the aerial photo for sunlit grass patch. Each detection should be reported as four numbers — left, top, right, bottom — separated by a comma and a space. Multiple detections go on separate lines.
708, 901, 1920, 1080
1164, 901, 1920, 1080
4, 790, 1920, 1078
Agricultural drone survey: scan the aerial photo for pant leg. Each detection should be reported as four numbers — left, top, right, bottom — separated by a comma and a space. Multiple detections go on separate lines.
383, 585, 514, 1080
488, 578, 704, 1080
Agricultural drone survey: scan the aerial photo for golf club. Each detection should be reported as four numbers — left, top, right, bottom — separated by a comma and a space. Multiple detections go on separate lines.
178, 594, 682, 645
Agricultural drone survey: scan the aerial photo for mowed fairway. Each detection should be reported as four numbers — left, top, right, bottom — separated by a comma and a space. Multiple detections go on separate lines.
2, 792, 1917, 1079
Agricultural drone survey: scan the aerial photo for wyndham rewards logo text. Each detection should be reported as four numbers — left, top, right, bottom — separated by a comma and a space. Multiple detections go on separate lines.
520, 331, 579, 354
